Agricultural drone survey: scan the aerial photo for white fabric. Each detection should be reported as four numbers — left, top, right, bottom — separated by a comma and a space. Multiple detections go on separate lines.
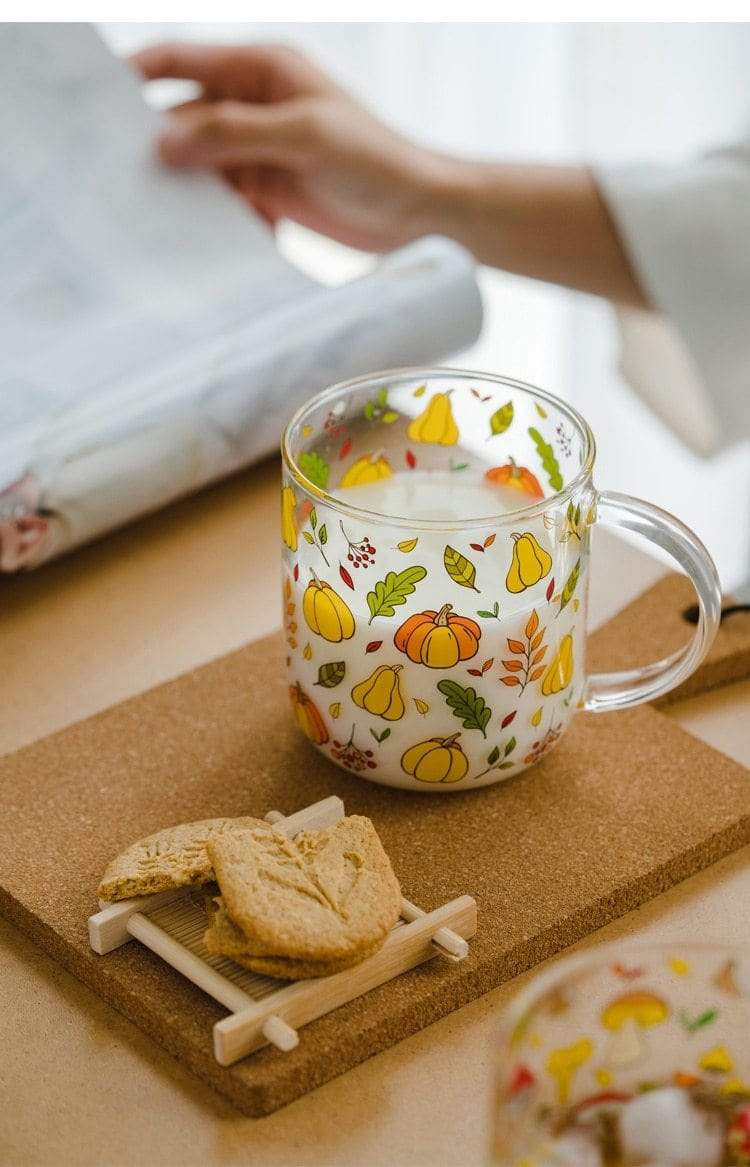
597, 136, 750, 456
0, 24, 482, 568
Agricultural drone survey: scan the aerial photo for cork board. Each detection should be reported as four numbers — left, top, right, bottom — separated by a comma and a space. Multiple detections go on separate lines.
1, 574, 749, 1117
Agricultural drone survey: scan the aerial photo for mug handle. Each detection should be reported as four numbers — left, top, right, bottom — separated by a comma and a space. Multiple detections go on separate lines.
584, 491, 722, 712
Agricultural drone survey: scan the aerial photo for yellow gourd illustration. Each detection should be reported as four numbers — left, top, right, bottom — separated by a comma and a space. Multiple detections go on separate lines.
407, 392, 459, 446
302, 575, 355, 642
506, 531, 553, 593
540, 633, 574, 696
281, 485, 297, 552
401, 733, 468, 783
351, 664, 405, 721
339, 452, 393, 488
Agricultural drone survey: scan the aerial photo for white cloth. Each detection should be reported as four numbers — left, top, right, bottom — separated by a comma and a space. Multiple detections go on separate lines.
0, 24, 482, 570
596, 135, 750, 457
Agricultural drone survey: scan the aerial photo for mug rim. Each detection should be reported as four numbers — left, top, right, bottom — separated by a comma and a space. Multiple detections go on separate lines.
281, 366, 597, 532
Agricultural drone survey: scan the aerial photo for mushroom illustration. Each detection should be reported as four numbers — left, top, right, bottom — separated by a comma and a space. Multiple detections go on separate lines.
545, 1038, 593, 1104
601, 990, 669, 1068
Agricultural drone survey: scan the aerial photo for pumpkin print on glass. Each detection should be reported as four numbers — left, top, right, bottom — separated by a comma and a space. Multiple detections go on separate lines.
302, 574, 356, 643
394, 603, 481, 668
289, 684, 329, 745
401, 733, 469, 784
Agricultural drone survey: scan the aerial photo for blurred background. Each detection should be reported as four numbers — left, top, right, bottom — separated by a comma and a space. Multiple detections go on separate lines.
99, 21, 750, 591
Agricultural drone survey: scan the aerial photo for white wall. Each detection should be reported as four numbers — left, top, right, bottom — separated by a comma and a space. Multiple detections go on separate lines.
101, 22, 750, 588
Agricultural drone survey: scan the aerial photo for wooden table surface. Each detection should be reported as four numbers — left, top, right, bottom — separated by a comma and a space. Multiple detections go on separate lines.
2, 457, 749, 1167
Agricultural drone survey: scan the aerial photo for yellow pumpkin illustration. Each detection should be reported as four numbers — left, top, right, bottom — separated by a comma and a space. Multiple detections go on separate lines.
351, 664, 405, 721
506, 531, 553, 593
407, 392, 459, 446
340, 452, 393, 488
541, 633, 574, 695
302, 575, 355, 642
401, 733, 468, 783
289, 683, 329, 745
281, 485, 297, 552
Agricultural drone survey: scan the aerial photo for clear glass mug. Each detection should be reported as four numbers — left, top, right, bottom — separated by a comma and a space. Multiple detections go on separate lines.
280, 369, 721, 791
493, 942, 750, 1166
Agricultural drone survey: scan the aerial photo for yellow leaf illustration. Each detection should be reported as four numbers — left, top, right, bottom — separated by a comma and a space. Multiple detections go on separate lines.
413, 384, 427, 397
699, 1045, 733, 1073
302, 424, 313, 438
397, 538, 419, 553
444, 544, 480, 592
531, 707, 543, 727
413, 698, 430, 716
303, 643, 312, 661
328, 702, 341, 719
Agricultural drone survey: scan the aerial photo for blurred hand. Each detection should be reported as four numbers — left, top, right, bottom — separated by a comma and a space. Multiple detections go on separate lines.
132, 42, 646, 305
132, 42, 448, 250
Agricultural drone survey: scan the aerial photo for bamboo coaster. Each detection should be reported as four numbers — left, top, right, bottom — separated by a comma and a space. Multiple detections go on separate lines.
87, 795, 477, 1066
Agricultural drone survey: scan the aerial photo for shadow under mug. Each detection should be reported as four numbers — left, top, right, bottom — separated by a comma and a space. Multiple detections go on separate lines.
280, 368, 721, 792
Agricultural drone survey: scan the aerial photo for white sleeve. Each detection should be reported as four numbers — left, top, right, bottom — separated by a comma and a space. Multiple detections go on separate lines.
595, 137, 750, 455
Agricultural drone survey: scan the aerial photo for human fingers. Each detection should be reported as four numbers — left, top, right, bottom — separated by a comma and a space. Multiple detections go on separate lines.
131, 41, 335, 101
158, 98, 324, 169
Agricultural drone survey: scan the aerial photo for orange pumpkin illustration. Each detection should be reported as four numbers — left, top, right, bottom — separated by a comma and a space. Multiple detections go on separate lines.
485, 458, 544, 500
289, 683, 329, 745
394, 603, 481, 668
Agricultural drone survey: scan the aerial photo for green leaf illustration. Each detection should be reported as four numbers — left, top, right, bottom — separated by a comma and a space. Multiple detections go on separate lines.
535, 402, 548, 419
558, 558, 581, 614
310, 507, 317, 531
477, 600, 500, 620
528, 427, 563, 491
487, 746, 501, 766
319, 524, 328, 545
366, 566, 427, 623
437, 680, 491, 737
315, 661, 346, 689
678, 1008, 718, 1033
504, 736, 517, 757
299, 451, 330, 489
370, 726, 391, 744
489, 400, 514, 437
444, 545, 480, 592
382, 410, 400, 424
303, 531, 315, 544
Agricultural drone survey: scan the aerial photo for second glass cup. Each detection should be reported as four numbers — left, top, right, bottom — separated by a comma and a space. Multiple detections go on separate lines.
281, 368, 720, 791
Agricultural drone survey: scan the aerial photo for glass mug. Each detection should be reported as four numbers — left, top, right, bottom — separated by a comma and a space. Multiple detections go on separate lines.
280, 369, 721, 791
492, 941, 750, 1166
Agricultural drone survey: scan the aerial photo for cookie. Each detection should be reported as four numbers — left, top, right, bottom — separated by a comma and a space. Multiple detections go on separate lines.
205, 815, 402, 963
204, 899, 384, 980
98, 816, 263, 901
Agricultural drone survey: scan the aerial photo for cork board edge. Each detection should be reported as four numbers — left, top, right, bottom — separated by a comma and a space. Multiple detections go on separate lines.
4, 809, 750, 1117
